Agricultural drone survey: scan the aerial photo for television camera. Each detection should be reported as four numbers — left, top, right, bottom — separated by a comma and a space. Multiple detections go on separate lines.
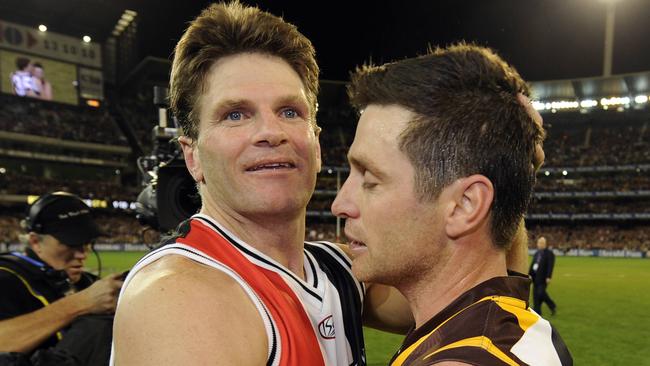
135, 86, 200, 233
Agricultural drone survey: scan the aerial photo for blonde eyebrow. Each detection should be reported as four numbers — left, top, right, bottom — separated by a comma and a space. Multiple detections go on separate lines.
276, 94, 308, 106
208, 99, 250, 118
207, 95, 310, 119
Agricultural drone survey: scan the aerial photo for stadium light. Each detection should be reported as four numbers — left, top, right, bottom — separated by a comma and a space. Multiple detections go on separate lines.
562, 170, 568, 176
600, 96, 630, 106
38, 24, 47, 32
0, 167, 6, 174
634, 95, 648, 104
121, 13, 135, 22
82, 35, 92, 43
532, 100, 579, 112
544, 171, 550, 176
580, 99, 598, 108
86, 99, 100, 107
118, 19, 129, 27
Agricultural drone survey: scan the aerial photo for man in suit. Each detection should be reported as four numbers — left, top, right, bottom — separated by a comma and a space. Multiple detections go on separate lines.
530, 236, 557, 315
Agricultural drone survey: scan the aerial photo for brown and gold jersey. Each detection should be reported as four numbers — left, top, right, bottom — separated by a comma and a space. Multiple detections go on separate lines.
390, 273, 572, 366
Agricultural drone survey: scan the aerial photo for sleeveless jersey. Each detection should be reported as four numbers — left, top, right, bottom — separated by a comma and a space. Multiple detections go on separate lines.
110, 214, 366, 366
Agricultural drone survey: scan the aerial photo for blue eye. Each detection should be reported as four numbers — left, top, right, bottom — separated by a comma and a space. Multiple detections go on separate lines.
282, 109, 298, 119
226, 111, 243, 121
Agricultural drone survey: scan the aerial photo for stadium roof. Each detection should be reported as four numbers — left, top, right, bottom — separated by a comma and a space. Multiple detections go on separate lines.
531, 71, 650, 101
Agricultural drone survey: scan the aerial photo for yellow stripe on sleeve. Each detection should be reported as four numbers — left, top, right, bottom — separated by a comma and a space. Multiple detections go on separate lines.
0, 266, 63, 341
422, 336, 520, 366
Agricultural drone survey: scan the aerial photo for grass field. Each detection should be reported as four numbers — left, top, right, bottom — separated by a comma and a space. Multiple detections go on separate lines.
87, 253, 650, 365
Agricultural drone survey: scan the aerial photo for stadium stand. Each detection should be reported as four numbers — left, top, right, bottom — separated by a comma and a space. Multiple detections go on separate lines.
1, 78, 649, 253
0, 94, 128, 146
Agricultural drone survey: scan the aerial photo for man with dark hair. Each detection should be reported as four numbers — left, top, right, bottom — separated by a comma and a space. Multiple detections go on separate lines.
31, 63, 53, 101
112, 2, 411, 365
10, 57, 35, 97
333, 44, 572, 365
530, 236, 557, 316
0, 192, 123, 365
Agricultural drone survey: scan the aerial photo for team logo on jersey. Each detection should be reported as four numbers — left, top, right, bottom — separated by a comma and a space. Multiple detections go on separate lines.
318, 315, 335, 339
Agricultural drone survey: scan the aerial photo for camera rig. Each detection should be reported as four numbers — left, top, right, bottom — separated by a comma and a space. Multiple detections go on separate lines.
135, 86, 200, 233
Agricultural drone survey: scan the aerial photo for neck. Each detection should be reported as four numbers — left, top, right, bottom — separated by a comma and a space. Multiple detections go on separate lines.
400, 238, 508, 328
200, 204, 307, 279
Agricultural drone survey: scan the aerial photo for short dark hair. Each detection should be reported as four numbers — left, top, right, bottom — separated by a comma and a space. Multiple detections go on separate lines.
170, 1, 320, 140
348, 43, 544, 248
16, 57, 30, 70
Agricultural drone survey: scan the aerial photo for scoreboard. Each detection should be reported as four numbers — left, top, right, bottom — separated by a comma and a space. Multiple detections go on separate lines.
0, 19, 104, 105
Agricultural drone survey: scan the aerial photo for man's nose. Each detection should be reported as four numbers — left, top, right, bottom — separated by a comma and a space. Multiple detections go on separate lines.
253, 112, 289, 147
331, 177, 359, 219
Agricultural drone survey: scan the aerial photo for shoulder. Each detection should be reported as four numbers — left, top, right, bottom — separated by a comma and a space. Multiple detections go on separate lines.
118, 254, 261, 314
113, 254, 268, 365
0, 256, 34, 285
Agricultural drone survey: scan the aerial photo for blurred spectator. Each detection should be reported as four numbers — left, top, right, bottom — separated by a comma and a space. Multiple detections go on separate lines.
528, 225, 650, 251
0, 94, 127, 146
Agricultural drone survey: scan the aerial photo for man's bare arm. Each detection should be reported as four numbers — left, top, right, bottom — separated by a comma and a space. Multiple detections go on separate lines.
0, 295, 85, 353
363, 283, 413, 334
0, 274, 122, 353
112, 255, 267, 365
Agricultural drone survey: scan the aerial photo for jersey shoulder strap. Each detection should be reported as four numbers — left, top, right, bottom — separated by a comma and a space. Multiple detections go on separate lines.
304, 241, 367, 366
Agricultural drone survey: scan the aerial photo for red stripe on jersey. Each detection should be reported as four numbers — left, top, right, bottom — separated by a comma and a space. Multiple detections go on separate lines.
176, 219, 325, 366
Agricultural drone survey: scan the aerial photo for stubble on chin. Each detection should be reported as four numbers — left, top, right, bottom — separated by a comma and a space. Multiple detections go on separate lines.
353, 254, 426, 290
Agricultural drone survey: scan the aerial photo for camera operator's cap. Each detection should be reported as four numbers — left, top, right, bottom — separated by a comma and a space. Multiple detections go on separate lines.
27, 192, 105, 247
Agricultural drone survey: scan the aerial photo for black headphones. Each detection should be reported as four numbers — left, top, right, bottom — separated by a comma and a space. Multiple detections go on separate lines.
24, 192, 76, 233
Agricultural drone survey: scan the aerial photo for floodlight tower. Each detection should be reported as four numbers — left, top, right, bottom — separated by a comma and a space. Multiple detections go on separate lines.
601, 0, 621, 77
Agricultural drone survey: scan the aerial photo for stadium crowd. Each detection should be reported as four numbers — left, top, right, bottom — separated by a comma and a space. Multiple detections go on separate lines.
1, 91, 649, 253
0, 94, 127, 146
1, 172, 136, 201
529, 200, 650, 214
542, 112, 649, 167
528, 225, 650, 252
535, 175, 650, 192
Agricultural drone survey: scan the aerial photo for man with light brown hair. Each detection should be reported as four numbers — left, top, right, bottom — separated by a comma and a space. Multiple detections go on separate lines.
111, 2, 411, 365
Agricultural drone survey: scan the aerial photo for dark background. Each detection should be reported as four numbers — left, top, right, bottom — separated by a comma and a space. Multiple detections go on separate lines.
1, 0, 649, 82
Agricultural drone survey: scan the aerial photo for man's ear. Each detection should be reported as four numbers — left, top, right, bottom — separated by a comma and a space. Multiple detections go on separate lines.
445, 175, 494, 239
314, 137, 322, 173
28, 233, 43, 253
178, 136, 204, 183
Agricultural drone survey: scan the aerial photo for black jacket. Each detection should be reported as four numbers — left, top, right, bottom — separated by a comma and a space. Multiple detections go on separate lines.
0, 251, 96, 354
528, 248, 555, 285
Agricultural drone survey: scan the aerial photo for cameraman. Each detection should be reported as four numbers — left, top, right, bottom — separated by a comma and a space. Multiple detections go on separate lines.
0, 192, 123, 365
